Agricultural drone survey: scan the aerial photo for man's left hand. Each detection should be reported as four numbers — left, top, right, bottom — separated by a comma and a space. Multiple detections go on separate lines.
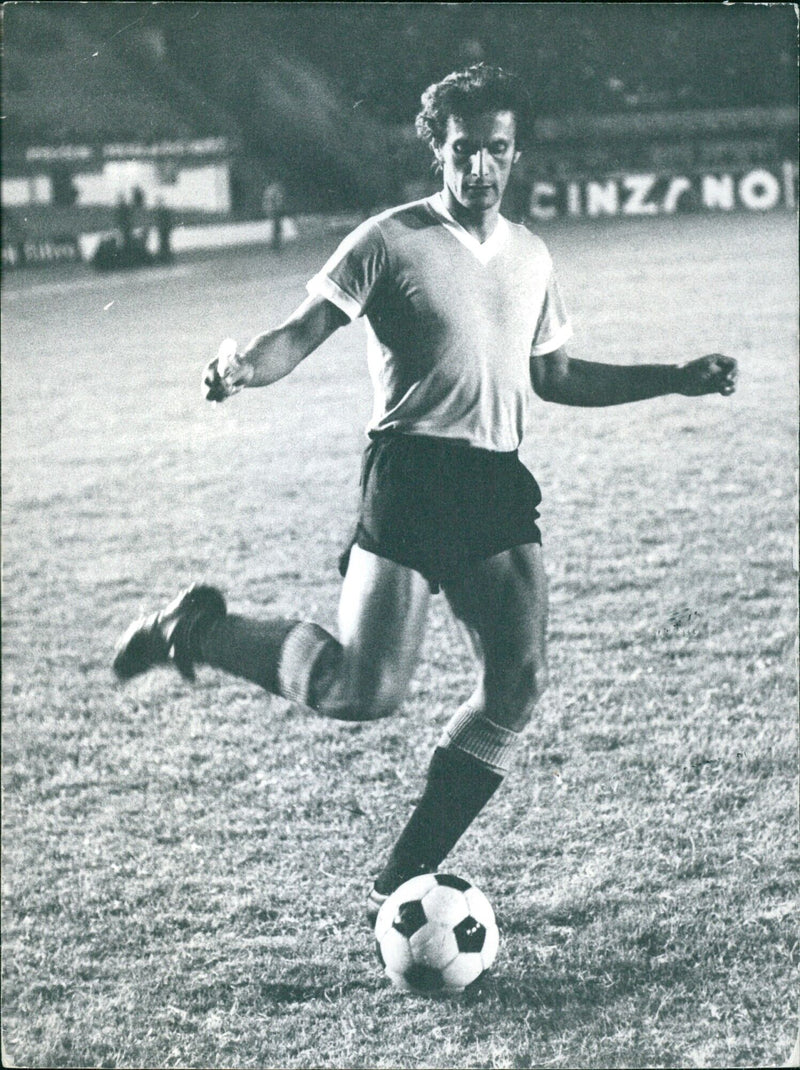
677, 354, 738, 397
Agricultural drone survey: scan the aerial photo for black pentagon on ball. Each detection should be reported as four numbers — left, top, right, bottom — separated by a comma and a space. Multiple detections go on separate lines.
392, 898, 427, 938
453, 914, 487, 954
434, 873, 471, 892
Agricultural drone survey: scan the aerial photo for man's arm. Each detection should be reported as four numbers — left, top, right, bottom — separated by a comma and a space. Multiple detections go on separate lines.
531, 347, 738, 406
204, 294, 349, 401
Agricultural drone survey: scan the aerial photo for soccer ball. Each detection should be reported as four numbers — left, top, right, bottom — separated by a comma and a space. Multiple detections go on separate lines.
375, 873, 499, 994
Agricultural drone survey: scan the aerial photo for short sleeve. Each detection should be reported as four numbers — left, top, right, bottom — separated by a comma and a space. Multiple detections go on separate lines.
531, 262, 573, 356
306, 219, 387, 321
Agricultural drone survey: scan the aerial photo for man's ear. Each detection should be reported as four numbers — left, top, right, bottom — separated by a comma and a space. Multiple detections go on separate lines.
513, 149, 522, 165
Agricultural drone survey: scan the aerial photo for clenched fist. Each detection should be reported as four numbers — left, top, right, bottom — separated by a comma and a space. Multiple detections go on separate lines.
203, 338, 254, 402
677, 354, 738, 397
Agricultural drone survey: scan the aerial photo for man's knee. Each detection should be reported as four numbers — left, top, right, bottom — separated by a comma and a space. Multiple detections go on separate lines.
342, 653, 414, 720
279, 623, 408, 721
487, 654, 548, 730
344, 682, 404, 722
322, 672, 406, 722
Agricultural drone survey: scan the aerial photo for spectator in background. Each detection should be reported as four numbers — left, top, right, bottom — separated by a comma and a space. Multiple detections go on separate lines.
262, 180, 286, 251
154, 200, 174, 264
115, 194, 133, 254
52, 167, 79, 208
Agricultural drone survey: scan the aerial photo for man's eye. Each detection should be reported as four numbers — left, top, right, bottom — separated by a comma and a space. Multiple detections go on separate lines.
491, 142, 509, 155
453, 142, 468, 154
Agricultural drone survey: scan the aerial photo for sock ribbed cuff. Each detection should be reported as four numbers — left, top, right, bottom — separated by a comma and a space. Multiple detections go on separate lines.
277, 621, 340, 708
438, 705, 520, 774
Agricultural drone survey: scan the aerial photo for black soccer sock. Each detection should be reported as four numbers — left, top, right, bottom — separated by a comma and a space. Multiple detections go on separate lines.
191, 615, 298, 693
189, 614, 346, 714
374, 746, 504, 895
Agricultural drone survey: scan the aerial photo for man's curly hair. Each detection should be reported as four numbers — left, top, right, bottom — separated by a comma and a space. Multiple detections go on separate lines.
415, 64, 532, 151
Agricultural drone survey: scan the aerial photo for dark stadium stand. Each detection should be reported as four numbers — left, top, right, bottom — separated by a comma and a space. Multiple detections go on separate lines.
2, 3, 797, 256
2, 6, 216, 145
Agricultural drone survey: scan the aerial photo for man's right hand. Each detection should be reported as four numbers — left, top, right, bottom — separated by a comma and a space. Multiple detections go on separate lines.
203, 338, 253, 402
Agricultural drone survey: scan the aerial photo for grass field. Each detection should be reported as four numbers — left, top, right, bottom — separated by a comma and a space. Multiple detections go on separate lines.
2, 210, 797, 1069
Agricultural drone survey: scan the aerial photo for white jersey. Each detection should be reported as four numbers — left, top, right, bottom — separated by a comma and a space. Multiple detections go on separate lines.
306, 194, 572, 452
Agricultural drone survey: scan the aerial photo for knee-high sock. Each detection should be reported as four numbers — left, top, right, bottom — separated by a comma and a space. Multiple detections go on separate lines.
192, 615, 297, 692
193, 615, 342, 710
374, 707, 521, 894
374, 746, 503, 894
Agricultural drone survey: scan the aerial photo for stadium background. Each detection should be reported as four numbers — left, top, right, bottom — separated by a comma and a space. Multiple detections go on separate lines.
2, 2, 797, 266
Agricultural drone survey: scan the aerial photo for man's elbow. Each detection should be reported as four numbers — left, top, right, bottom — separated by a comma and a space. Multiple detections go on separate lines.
531, 369, 560, 403
531, 350, 568, 403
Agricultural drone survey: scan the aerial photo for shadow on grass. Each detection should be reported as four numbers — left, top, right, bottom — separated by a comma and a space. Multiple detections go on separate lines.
471, 969, 630, 1017
254, 979, 365, 1004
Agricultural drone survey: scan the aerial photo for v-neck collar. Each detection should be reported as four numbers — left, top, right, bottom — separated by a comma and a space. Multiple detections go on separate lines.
427, 193, 508, 266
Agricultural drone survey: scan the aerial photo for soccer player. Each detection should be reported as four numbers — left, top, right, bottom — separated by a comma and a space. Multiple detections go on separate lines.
114, 65, 738, 921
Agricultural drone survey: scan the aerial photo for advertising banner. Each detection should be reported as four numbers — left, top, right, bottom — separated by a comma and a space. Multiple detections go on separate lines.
2, 235, 81, 269
528, 164, 797, 221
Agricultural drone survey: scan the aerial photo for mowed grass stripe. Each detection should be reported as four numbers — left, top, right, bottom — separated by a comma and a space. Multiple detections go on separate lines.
2, 212, 797, 1068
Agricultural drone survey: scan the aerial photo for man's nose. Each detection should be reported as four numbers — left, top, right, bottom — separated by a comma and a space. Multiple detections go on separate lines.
469, 148, 488, 177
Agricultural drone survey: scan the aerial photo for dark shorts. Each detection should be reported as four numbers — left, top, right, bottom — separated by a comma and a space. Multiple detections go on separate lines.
338, 432, 543, 593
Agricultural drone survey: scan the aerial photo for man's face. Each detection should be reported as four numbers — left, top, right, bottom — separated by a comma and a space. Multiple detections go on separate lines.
435, 110, 520, 214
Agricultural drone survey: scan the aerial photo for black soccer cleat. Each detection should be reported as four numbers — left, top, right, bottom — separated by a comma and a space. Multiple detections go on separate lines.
113, 584, 227, 682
